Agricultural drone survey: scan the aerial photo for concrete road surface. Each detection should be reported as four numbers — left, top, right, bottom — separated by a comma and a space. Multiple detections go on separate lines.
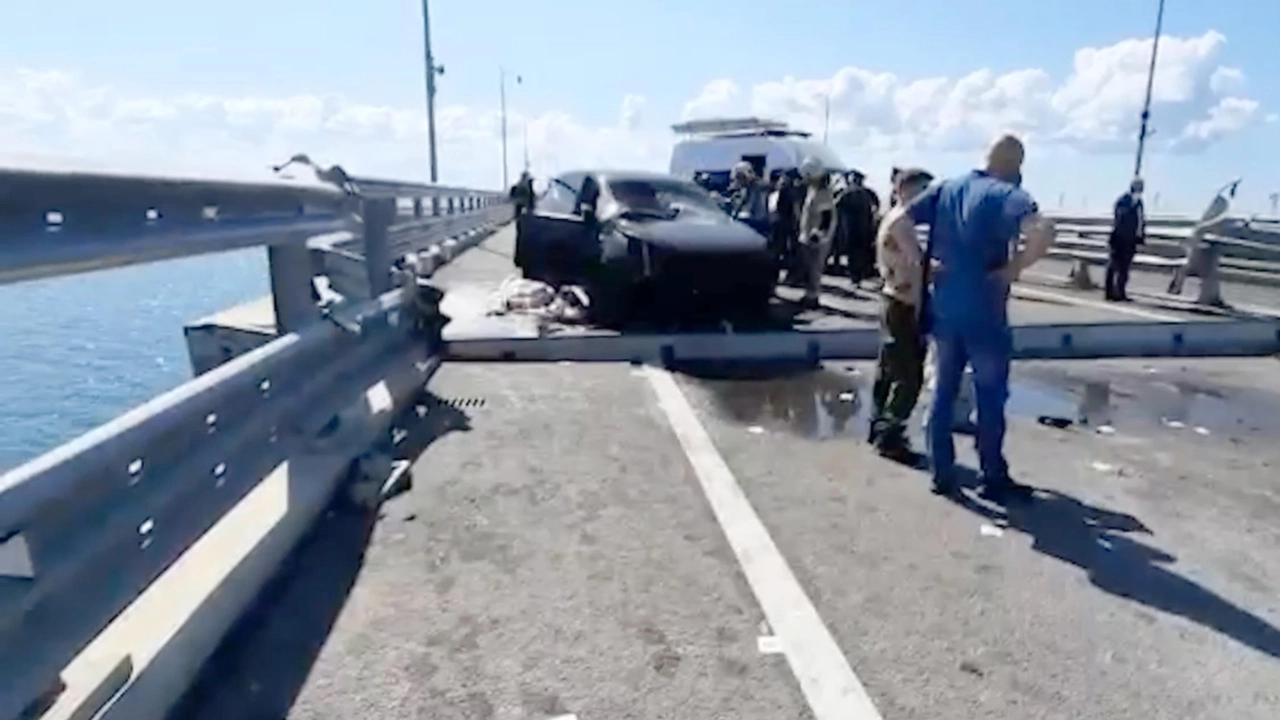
173, 226, 1280, 720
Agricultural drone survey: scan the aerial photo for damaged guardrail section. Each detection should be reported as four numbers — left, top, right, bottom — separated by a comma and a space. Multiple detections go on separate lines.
0, 163, 504, 720
0, 283, 448, 720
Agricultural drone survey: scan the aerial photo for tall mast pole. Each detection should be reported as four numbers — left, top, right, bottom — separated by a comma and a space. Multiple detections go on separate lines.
422, 0, 442, 183
500, 67, 509, 189
1134, 0, 1166, 179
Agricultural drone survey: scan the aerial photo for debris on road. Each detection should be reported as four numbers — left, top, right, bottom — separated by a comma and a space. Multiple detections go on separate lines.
488, 275, 591, 324
757, 635, 785, 654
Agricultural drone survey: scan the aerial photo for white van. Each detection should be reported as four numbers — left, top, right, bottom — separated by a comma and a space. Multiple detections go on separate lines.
669, 117, 846, 193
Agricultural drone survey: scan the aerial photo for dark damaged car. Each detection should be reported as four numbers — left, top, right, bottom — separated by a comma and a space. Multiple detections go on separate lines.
514, 170, 777, 324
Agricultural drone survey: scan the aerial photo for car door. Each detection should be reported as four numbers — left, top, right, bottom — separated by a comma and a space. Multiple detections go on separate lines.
516, 174, 580, 281
517, 173, 598, 284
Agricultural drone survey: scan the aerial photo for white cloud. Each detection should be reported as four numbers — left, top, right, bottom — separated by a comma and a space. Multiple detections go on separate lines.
0, 30, 1262, 191
686, 30, 1260, 158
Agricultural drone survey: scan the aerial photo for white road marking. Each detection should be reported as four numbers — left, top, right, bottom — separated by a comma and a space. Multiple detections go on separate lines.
1013, 285, 1183, 321
644, 366, 884, 720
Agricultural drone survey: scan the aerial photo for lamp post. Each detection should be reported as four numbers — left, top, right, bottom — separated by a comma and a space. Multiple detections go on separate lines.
822, 92, 831, 144
1133, 0, 1166, 179
421, 1, 445, 183
499, 68, 526, 188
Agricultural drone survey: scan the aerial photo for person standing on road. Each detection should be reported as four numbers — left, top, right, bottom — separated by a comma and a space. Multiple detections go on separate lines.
881, 134, 1055, 501
728, 161, 770, 238
1106, 178, 1145, 302
769, 171, 800, 274
868, 168, 935, 462
845, 171, 881, 282
798, 156, 837, 310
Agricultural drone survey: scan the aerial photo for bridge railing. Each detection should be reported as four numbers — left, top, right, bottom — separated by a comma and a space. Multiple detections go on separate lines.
0, 164, 508, 720
1040, 212, 1280, 303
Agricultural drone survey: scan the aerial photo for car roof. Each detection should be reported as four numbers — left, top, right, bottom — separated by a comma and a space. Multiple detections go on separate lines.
555, 169, 694, 185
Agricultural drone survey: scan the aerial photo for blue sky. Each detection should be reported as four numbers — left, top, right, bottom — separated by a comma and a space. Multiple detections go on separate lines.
1, 1, 1278, 213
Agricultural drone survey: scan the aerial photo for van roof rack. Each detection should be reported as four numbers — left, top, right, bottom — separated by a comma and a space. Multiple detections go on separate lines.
670, 117, 811, 138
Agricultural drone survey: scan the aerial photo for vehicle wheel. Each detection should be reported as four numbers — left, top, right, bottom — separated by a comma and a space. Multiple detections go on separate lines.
738, 283, 776, 319
586, 278, 631, 328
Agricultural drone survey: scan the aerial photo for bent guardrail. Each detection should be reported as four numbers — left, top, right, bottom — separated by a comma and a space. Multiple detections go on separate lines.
0, 162, 507, 720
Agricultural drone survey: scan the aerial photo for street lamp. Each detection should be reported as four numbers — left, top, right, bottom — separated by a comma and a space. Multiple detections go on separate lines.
500, 68, 524, 188
421, 1, 445, 183
1133, 0, 1166, 179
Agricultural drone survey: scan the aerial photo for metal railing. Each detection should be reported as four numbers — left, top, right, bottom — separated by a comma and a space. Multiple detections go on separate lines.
1041, 212, 1280, 304
0, 163, 509, 720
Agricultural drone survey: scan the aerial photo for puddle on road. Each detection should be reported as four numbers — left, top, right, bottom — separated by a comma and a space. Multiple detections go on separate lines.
691, 365, 873, 441
688, 362, 1280, 442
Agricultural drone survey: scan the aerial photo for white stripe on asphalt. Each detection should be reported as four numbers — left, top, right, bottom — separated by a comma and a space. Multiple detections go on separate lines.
644, 366, 884, 720
1013, 285, 1183, 322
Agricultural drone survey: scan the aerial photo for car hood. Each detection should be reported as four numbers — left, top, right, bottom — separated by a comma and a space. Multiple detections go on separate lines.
614, 216, 768, 253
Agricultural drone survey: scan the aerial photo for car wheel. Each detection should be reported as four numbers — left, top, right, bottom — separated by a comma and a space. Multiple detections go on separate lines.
738, 282, 776, 319
589, 282, 631, 327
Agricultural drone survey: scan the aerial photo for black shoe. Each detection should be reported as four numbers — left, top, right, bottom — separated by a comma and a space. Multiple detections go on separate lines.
879, 443, 926, 468
979, 477, 1036, 504
931, 475, 959, 496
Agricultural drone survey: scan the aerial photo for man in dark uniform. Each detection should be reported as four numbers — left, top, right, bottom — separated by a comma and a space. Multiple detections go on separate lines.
1106, 177, 1145, 302
840, 171, 880, 282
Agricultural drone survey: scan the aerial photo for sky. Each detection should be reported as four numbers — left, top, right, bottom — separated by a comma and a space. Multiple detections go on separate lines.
1, 0, 1278, 214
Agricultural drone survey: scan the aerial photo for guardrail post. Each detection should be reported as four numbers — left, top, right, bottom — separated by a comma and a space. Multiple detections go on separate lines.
362, 197, 396, 297
267, 245, 321, 333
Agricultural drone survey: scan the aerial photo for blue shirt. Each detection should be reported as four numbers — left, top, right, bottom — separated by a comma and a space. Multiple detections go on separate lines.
906, 170, 1039, 333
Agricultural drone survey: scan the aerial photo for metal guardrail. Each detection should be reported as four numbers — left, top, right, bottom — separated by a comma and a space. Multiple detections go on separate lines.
1039, 212, 1280, 305
442, 320, 1280, 363
0, 163, 507, 720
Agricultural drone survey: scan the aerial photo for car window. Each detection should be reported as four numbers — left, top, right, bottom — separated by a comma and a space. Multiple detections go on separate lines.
606, 178, 725, 218
539, 176, 577, 214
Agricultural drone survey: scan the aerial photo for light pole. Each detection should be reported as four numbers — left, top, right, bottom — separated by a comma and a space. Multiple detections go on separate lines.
421, 1, 445, 183
822, 92, 831, 144
1133, 0, 1166, 179
500, 68, 524, 188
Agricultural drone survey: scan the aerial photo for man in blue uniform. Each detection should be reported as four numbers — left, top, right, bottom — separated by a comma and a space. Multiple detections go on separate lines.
1106, 178, 1145, 301
880, 135, 1055, 502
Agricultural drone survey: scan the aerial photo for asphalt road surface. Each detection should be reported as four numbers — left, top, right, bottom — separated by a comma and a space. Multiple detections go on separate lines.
174, 227, 1280, 720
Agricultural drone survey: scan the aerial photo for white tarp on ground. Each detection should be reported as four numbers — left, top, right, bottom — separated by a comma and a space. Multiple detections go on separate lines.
487, 275, 591, 324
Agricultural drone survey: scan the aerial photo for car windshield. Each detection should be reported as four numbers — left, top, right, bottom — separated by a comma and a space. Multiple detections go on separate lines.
606, 178, 723, 218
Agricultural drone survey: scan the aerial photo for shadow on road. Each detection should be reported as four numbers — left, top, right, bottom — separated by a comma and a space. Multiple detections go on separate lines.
944, 471, 1280, 661
168, 393, 472, 720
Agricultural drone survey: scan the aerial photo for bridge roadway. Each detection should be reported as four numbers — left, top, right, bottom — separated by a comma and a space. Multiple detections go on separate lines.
173, 227, 1280, 720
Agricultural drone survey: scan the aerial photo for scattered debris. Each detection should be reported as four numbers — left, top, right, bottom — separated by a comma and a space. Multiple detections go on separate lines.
1162, 419, 1186, 429
958, 660, 985, 677
757, 635, 785, 654
488, 275, 591, 324
1091, 460, 1116, 473
1194, 426, 1211, 435
979, 523, 1005, 538
1096, 425, 1117, 435
1037, 415, 1073, 429
837, 391, 856, 402
747, 425, 765, 435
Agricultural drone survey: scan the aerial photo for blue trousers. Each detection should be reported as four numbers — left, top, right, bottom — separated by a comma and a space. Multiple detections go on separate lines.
928, 326, 1012, 482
